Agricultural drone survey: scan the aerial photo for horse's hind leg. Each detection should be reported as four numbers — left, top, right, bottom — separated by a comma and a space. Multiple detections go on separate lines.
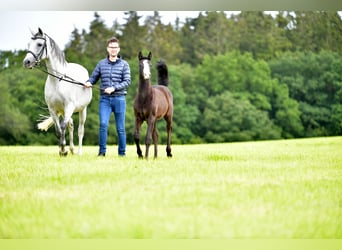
77, 108, 87, 155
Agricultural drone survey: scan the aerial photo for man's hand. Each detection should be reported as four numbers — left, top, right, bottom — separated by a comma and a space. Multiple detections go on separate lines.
104, 86, 115, 94
84, 82, 92, 88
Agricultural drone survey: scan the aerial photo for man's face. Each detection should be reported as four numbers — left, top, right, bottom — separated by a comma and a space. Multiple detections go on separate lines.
107, 42, 120, 57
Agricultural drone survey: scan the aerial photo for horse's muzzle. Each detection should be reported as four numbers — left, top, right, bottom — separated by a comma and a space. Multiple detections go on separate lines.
23, 51, 39, 69
23, 59, 33, 68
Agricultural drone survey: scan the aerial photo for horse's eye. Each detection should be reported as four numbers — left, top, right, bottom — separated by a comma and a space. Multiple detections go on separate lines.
37, 43, 43, 47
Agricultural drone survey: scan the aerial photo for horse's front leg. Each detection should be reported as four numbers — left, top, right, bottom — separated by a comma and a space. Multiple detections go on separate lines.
68, 117, 74, 155
134, 116, 143, 158
59, 118, 68, 157
60, 106, 74, 156
53, 117, 67, 156
48, 109, 64, 156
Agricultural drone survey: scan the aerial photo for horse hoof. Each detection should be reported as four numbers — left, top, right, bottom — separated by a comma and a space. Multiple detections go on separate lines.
59, 151, 68, 157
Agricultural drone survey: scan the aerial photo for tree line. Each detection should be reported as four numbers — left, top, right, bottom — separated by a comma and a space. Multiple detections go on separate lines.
1, 11, 342, 145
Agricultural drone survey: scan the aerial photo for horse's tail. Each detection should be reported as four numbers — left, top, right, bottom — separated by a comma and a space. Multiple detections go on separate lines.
156, 60, 169, 87
37, 115, 54, 131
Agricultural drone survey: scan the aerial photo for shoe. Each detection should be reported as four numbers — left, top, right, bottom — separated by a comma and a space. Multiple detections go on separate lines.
98, 153, 106, 157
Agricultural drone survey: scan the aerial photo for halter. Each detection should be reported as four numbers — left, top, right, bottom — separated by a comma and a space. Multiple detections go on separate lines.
26, 35, 47, 66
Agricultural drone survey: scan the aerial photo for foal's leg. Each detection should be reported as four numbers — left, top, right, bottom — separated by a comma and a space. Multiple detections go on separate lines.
152, 125, 158, 159
134, 116, 143, 158
145, 118, 156, 159
165, 116, 173, 158
77, 108, 87, 155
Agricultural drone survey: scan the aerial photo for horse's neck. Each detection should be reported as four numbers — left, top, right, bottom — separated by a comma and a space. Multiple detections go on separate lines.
46, 59, 67, 76
45, 39, 67, 75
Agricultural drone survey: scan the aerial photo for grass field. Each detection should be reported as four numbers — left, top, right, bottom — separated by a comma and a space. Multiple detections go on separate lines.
0, 137, 341, 238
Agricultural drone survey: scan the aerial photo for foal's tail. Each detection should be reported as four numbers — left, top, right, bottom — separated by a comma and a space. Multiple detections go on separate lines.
37, 115, 54, 131
156, 60, 169, 87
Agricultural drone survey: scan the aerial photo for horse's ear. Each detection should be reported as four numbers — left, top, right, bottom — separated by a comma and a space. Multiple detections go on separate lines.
148, 52, 152, 60
29, 27, 35, 36
38, 27, 43, 35
138, 51, 143, 60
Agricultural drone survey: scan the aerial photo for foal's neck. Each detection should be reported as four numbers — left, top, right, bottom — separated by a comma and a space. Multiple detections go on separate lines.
138, 77, 153, 101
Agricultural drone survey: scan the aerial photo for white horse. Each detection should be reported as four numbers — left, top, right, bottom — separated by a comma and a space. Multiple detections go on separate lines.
23, 28, 92, 156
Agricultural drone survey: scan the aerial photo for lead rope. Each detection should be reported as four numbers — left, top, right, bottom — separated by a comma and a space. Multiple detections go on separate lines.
34, 62, 103, 90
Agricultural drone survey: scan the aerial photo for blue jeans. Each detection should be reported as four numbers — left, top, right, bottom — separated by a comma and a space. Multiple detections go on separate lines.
98, 95, 126, 156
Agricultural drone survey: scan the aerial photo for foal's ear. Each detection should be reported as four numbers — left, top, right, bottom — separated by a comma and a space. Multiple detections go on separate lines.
138, 51, 143, 60
148, 51, 152, 60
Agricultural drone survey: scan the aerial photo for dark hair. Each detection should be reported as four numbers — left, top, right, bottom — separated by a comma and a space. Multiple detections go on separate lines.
107, 37, 120, 46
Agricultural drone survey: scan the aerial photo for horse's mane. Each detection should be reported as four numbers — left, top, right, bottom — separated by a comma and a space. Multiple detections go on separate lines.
47, 35, 67, 65
34, 31, 67, 65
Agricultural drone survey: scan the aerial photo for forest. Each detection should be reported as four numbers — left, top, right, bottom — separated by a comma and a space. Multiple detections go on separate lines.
1, 11, 342, 145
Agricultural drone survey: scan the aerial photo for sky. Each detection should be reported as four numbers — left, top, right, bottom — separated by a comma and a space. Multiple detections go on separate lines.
3, 11, 339, 52
0, 11, 209, 51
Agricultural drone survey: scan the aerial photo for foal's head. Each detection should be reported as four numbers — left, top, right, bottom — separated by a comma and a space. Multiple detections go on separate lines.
138, 51, 152, 80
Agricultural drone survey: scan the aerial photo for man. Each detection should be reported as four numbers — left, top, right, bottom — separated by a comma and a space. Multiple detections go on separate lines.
84, 37, 131, 157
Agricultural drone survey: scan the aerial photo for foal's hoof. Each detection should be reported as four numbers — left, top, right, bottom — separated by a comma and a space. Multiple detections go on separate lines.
59, 151, 68, 157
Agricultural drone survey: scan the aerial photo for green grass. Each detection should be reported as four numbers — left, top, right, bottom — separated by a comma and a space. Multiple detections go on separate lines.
0, 137, 341, 238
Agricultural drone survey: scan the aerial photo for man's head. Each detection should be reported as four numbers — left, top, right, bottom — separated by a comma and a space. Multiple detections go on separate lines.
106, 37, 120, 59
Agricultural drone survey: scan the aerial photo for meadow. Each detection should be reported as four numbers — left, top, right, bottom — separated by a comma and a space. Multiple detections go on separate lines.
0, 137, 341, 238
